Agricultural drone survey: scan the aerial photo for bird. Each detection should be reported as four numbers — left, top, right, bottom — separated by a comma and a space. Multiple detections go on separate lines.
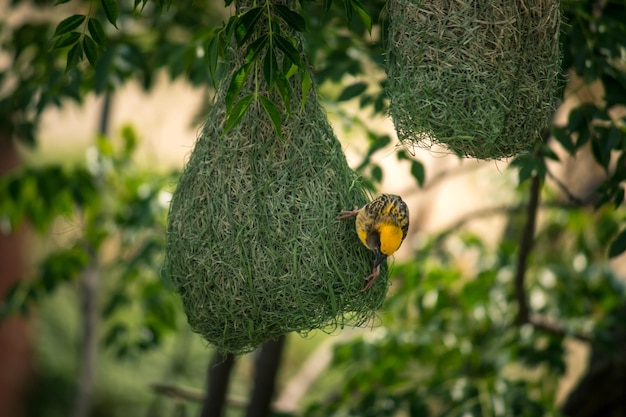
337, 194, 409, 291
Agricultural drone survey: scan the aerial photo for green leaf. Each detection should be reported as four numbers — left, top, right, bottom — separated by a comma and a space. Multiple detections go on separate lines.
100, 0, 120, 28
609, 228, 626, 258
551, 125, 575, 154
93, 45, 114, 94
263, 46, 278, 88
371, 164, 383, 183
53, 31, 81, 49
602, 73, 626, 107
300, 69, 311, 111
591, 131, 611, 170
224, 94, 255, 135
337, 82, 367, 101
259, 95, 282, 138
83, 36, 100, 67
511, 153, 536, 184
66, 41, 83, 71
275, 74, 292, 115
55, 0, 73, 4
614, 187, 625, 207
272, 4, 306, 32
344, 0, 353, 24
225, 63, 251, 110
245, 34, 268, 63
96, 135, 114, 156
366, 132, 390, 157
350, 0, 372, 33
540, 144, 559, 161
121, 124, 139, 156
274, 34, 302, 67
238, 7, 264, 45
223, 14, 240, 43
88, 18, 107, 47
567, 105, 588, 133
207, 34, 219, 86
40, 247, 90, 291
410, 160, 425, 187
285, 59, 299, 78
0, 246, 90, 317
322, 0, 333, 16
53, 14, 85, 38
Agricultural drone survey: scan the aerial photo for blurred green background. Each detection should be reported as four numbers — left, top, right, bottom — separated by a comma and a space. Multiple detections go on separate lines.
1, 0, 626, 416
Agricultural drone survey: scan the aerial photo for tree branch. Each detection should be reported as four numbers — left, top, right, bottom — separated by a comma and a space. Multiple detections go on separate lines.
200, 351, 236, 417
528, 313, 591, 343
71, 245, 99, 417
545, 168, 587, 206
434, 204, 524, 244
512, 160, 591, 342
245, 336, 286, 417
152, 383, 206, 402
72, 92, 112, 417
432, 200, 583, 246
514, 173, 542, 324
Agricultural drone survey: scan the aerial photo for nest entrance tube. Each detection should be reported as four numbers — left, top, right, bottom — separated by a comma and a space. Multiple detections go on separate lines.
386, 0, 561, 159
164, 42, 387, 355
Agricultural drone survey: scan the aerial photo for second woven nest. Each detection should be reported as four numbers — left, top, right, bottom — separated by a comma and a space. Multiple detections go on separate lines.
386, 0, 561, 159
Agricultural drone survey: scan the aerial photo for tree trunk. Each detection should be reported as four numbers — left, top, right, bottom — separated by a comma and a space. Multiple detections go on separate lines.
0, 133, 32, 417
561, 324, 626, 417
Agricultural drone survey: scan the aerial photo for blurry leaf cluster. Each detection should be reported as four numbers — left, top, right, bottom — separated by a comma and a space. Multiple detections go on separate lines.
508, 0, 626, 255
1, 0, 225, 146
0, 127, 180, 358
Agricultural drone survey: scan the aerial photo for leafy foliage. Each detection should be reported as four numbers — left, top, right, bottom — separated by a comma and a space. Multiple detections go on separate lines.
0, 0, 224, 145
549, 1, 626, 212
0, 127, 180, 357
305, 203, 626, 416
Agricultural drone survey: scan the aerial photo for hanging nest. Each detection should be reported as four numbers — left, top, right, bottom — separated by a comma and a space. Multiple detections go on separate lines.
164, 44, 387, 355
386, 0, 561, 159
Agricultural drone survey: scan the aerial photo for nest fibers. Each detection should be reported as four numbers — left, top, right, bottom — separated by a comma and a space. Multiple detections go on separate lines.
386, 0, 561, 159
164, 58, 387, 355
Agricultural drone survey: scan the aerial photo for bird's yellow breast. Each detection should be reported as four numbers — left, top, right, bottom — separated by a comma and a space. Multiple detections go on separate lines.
378, 223, 404, 256
357, 229, 368, 247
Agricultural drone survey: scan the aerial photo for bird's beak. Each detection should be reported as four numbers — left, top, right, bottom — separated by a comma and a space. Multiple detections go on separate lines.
373, 248, 387, 268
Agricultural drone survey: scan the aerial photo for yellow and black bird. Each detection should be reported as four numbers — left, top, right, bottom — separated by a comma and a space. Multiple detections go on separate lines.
337, 194, 409, 291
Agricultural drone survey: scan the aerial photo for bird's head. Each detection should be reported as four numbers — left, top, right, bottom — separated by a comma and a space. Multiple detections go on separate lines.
367, 223, 404, 267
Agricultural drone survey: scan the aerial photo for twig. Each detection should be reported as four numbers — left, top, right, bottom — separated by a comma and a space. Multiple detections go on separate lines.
150, 383, 248, 408
545, 168, 587, 206
514, 173, 542, 324
528, 313, 591, 343
432, 200, 585, 246
435, 204, 524, 242
152, 384, 206, 402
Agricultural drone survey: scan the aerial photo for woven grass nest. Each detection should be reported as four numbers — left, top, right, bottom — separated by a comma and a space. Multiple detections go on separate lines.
386, 0, 561, 159
164, 53, 387, 355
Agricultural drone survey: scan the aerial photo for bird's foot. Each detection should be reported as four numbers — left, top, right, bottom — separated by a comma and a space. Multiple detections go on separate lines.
336, 206, 360, 220
360, 265, 381, 292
